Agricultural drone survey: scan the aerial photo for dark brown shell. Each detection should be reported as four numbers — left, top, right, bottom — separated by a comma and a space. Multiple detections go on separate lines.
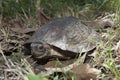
26, 16, 101, 53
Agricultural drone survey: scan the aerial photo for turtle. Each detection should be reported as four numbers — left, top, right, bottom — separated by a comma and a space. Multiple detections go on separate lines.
24, 16, 101, 59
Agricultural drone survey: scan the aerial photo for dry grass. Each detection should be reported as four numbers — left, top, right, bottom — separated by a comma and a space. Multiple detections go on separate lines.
1, 0, 120, 79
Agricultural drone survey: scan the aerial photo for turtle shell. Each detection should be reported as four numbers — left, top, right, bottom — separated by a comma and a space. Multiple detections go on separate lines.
26, 16, 101, 53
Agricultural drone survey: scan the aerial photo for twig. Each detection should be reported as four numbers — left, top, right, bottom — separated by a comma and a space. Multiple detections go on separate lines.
0, 43, 11, 68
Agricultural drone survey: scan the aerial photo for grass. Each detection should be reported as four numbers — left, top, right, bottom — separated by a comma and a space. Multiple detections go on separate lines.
1, 0, 120, 80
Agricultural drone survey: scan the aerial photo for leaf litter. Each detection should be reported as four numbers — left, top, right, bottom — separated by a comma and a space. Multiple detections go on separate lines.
0, 14, 120, 80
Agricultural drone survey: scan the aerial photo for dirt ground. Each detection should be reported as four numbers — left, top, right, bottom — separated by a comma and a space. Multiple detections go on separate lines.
0, 15, 120, 80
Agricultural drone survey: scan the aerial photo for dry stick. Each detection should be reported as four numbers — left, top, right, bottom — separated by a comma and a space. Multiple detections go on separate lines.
116, 40, 120, 50
112, 40, 120, 51
0, 44, 11, 68
43, 52, 87, 76
101, 13, 115, 20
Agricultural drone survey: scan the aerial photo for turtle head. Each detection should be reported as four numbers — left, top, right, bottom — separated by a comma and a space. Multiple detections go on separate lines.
30, 43, 50, 58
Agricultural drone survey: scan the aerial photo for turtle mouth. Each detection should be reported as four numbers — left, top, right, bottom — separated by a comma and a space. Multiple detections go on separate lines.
31, 49, 50, 59
34, 52, 48, 59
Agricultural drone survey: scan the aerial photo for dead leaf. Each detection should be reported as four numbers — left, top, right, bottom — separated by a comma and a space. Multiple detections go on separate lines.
71, 64, 101, 80
45, 63, 101, 80
11, 27, 36, 34
39, 10, 50, 24
44, 53, 88, 76
81, 20, 100, 28
98, 18, 114, 29
3, 43, 14, 51
11, 27, 23, 33
44, 61, 58, 68
44, 59, 74, 68
82, 19, 114, 29
20, 28, 36, 34
1, 39, 21, 55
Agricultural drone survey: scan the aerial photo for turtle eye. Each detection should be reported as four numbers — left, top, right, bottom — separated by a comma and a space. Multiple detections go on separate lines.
37, 45, 45, 51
